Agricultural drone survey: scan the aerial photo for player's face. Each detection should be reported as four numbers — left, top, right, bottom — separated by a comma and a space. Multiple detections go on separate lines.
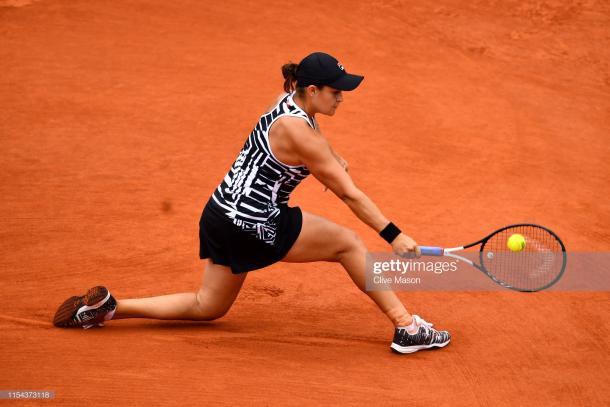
311, 86, 343, 116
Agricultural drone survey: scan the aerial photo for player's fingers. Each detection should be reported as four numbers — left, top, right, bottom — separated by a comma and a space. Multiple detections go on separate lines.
401, 249, 415, 259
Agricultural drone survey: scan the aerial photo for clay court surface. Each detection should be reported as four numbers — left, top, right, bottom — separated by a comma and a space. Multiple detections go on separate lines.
1, 0, 609, 404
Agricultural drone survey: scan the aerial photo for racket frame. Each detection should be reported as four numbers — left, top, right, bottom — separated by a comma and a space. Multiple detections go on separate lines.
419, 223, 567, 292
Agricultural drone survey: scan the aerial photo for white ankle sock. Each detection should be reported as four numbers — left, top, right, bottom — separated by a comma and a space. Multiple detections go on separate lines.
399, 318, 419, 334
104, 309, 116, 321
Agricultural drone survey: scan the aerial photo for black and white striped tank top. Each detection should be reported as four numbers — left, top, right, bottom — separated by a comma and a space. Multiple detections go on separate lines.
211, 92, 314, 244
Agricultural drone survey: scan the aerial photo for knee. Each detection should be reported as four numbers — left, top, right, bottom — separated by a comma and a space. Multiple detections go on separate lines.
193, 289, 232, 321
336, 228, 366, 259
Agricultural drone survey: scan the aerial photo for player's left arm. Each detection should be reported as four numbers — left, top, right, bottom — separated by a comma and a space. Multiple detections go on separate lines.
314, 121, 349, 182
330, 147, 348, 172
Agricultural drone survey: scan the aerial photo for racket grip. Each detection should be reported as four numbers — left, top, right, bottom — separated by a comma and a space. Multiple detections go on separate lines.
419, 246, 444, 256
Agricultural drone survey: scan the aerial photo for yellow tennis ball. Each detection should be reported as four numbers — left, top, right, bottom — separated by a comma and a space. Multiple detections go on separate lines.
507, 233, 526, 252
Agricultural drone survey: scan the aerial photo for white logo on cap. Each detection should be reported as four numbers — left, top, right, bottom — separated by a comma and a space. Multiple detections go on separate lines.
337, 62, 345, 71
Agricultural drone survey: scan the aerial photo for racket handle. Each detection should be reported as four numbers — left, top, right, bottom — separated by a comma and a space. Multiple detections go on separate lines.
419, 246, 444, 256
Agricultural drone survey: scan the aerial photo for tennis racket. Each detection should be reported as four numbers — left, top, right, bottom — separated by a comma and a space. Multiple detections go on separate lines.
419, 223, 567, 292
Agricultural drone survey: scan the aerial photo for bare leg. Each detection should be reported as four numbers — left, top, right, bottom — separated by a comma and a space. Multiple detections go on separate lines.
282, 211, 413, 327
113, 260, 246, 321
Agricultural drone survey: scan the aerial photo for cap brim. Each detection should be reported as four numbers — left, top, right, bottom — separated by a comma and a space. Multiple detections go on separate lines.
327, 73, 364, 91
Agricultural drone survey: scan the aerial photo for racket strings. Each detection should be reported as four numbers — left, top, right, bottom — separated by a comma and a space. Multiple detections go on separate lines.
481, 225, 564, 291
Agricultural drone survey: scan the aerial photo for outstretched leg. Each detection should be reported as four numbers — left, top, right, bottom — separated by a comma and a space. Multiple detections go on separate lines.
113, 260, 246, 321
282, 211, 413, 327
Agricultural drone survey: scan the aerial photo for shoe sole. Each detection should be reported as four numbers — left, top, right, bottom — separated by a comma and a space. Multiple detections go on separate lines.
390, 339, 451, 354
53, 286, 110, 329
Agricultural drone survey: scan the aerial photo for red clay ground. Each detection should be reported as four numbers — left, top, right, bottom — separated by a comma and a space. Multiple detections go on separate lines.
1, 0, 609, 405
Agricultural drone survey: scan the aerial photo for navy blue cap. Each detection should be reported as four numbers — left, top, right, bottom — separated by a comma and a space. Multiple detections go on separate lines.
296, 52, 364, 91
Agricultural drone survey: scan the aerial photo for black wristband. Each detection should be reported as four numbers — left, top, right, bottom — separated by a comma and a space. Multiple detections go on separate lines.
379, 222, 401, 244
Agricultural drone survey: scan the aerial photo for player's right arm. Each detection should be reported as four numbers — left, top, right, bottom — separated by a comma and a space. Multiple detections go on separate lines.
280, 117, 418, 256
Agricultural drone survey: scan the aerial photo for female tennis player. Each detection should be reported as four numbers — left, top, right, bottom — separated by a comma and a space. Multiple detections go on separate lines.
53, 52, 450, 354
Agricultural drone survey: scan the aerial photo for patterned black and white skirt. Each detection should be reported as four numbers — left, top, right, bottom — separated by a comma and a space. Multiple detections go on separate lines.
198, 198, 303, 274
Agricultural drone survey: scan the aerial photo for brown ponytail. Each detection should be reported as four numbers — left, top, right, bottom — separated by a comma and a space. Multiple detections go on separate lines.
282, 62, 298, 93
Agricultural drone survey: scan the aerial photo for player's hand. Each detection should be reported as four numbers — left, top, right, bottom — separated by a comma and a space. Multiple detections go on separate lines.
391, 233, 421, 258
